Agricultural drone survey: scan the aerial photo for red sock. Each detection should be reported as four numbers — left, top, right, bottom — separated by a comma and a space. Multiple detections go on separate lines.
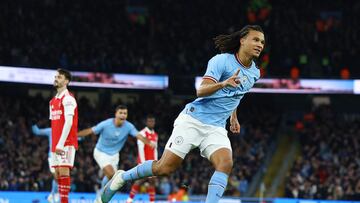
148, 186, 156, 203
58, 176, 71, 203
128, 184, 140, 200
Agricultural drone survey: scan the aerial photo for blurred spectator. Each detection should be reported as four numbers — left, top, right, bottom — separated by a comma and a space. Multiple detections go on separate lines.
286, 105, 360, 200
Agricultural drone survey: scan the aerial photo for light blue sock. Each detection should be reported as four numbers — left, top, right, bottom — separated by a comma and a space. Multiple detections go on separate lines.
101, 176, 109, 190
122, 160, 154, 181
51, 179, 58, 194
206, 171, 228, 203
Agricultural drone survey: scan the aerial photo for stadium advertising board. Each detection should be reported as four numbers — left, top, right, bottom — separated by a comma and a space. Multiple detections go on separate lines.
0, 66, 169, 90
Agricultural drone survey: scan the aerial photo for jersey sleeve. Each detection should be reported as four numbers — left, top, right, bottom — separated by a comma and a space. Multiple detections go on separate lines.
92, 120, 108, 135
62, 96, 77, 116
128, 123, 139, 137
203, 54, 225, 83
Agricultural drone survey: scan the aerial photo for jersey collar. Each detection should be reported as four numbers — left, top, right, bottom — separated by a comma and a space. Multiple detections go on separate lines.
55, 89, 68, 99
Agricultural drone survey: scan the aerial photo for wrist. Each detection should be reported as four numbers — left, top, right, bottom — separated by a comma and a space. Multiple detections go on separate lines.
56, 144, 64, 150
220, 81, 226, 88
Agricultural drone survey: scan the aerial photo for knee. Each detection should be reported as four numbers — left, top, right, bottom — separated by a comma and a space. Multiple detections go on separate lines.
215, 158, 233, 173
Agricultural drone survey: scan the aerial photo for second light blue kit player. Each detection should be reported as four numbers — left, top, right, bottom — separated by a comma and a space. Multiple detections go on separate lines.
32, 124, 59, 203
77, 105, 155, 202
101, 25, 266, 203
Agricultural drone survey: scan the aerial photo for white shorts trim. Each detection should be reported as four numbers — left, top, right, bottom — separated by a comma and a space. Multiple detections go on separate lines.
165, 113, 232, 160
93, 148, 119, 170
50, 146, 76, 168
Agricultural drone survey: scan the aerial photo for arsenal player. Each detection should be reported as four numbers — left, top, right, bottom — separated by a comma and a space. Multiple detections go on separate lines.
49, 69, 78, 203
127, 115, 158, 203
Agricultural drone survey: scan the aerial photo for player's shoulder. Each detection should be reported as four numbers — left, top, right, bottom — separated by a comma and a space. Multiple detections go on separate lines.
104, 118, 114, 123
123, 120, 135, 128
63, 93, 76, 103
210, 53, 231, 62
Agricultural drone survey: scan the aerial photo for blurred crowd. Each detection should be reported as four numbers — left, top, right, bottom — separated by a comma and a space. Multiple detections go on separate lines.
0, 92, 279, 196
0, 0, 359, 79
285, 105, 360, 200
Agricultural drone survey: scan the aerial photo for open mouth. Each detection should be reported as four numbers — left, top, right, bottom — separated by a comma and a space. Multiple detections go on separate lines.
254, 48, 261, 54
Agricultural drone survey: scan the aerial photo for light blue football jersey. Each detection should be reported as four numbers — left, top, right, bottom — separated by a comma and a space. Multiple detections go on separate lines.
182, 53, 260, 128
32, 125, 52, 157
92, 118, 138, 155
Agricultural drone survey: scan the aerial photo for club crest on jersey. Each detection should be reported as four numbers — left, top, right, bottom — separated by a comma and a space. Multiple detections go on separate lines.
241, 75, 248, 84
174, 136, 184, 145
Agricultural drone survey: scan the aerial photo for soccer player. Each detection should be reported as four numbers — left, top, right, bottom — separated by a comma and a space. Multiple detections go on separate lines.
50, 69, 78, 203
32, 123, 60, 203
126, 115, 158, 203
101, 25, 265, 203
77, 105, 156, 202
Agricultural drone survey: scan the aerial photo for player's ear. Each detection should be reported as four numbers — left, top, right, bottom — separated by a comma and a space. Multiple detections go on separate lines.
240, 37, 245, 47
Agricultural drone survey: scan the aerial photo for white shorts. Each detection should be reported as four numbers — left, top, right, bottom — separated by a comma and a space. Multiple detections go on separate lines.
48, 157, 55, 173
50, 146, 76, 168
165, 113, 232, 160
93, 148, 119, 170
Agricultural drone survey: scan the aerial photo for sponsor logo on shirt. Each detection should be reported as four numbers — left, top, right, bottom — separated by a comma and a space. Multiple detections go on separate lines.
51, 110, 63, 120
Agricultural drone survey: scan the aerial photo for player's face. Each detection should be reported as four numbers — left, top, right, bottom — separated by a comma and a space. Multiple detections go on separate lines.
240, 30, 265, 58
115, 109, 128, 124
146, 118, 156, 129
53, 73, 68, 89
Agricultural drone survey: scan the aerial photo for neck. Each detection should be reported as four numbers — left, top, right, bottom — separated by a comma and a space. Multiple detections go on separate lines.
57, 86, 67, 95
236, 51, 252, 68
114, 119, 123, 127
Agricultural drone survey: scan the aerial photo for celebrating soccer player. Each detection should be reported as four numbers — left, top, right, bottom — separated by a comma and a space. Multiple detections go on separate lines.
77, 106, 156, 203
102, 25, 265, 203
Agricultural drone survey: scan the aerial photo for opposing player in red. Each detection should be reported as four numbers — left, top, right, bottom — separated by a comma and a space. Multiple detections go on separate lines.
126, 115, 158, 203
49, 69, 78, 203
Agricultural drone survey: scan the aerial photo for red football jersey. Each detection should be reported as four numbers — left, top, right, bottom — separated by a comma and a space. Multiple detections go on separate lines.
49, 90, 78, 152
137, 127, 158, 163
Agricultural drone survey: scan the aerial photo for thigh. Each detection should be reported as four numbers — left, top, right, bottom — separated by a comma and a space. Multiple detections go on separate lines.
165, 114, 202, 159
93, 148, 117, 170
200, 126, 232, 160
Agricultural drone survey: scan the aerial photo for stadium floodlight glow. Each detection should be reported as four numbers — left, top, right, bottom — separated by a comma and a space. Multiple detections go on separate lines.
0, 66, 169, 90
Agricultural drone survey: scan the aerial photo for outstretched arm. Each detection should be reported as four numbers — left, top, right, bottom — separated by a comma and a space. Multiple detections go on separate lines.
32, 125, 51, 137
78, 127, 95, 137
136, 134, 156, 149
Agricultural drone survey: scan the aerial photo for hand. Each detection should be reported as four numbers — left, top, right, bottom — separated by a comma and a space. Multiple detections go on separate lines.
230, 119, 240, 134
149, 141, 157, 149
55, 147, 65, 155
221, 69, 240, 88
